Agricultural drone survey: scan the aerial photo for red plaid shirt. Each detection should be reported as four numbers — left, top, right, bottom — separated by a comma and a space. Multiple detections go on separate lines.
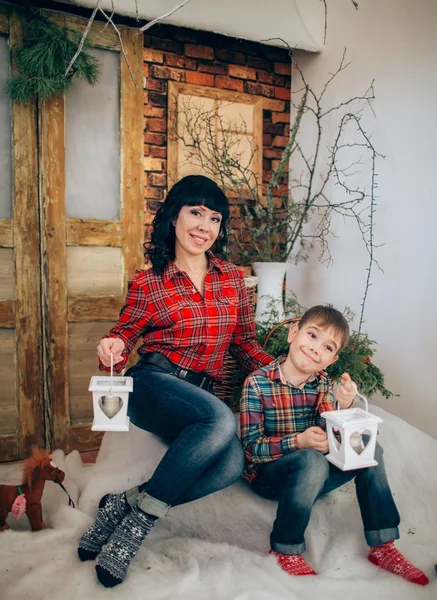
103, 252, 273, 380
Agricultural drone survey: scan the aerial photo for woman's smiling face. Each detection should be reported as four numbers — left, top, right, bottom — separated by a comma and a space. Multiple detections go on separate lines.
173, 204, 222, 259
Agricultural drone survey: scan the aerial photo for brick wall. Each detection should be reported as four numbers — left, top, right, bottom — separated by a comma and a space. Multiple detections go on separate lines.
143, 24, 291, 265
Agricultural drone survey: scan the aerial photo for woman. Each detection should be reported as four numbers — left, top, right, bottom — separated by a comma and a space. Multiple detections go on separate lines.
77, 175, 273, 587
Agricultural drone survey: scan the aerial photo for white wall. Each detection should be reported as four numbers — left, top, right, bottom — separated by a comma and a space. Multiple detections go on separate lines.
289, 0, 437, 439
66, 0, 325, 51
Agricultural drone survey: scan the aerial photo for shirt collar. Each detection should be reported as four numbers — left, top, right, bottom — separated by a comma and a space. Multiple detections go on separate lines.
270, 357, 320, 389
163, 250, 223, 283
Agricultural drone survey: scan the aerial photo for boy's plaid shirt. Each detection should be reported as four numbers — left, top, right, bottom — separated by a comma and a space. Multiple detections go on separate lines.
101, 252, 272, 380
240, 359, 335, 482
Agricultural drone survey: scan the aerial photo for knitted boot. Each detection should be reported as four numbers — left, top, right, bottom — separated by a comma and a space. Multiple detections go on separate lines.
269, 549, 317, 576
95, 506, 157, 587
77, 487, 138, 562
368, 541, 429, 586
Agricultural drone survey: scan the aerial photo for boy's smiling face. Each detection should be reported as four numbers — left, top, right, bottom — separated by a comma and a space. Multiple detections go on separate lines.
286, 320, 343, 377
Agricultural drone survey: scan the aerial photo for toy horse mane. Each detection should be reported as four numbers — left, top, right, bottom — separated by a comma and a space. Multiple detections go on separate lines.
22, 448, 53, 490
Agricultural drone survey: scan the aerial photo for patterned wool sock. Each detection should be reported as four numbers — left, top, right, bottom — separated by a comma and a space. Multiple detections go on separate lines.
269, 549, 317, 576
368, 541, 429, 586
95, 506, 157, 587
77, 488, 138, 562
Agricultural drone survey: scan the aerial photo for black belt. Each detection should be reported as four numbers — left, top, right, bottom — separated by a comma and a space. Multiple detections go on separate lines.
140, 352, 213, 391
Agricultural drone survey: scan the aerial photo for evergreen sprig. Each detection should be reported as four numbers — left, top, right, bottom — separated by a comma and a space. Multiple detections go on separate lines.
4, 13, 100, 102
244, 296, 395, 400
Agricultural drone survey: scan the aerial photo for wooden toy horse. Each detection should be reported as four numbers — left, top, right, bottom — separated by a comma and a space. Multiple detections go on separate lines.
0, 448, 65, 532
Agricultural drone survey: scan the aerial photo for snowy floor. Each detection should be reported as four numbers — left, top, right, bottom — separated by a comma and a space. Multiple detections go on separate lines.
0, 405, 436, 600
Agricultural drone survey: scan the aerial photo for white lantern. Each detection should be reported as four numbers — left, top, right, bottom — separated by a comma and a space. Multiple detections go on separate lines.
321, 393, 382, 471
89, 354, 133, 431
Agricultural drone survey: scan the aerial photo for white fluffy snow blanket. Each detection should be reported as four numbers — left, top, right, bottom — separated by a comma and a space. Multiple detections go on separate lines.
0, 405, 436, 600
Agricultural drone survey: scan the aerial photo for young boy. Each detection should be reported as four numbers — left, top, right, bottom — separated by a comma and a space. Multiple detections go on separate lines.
240, 305, 429, 585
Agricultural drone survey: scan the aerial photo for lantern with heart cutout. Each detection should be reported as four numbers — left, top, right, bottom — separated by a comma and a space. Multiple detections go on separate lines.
89, 353, 133, 431
321, 393, 382, 471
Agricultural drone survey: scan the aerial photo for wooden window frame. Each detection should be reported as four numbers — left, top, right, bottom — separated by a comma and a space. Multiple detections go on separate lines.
167, 81, 263, 198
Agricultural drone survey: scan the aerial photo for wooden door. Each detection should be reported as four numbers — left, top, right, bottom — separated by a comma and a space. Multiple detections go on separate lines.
0, 11, 43, 461
38, 14, 144, 454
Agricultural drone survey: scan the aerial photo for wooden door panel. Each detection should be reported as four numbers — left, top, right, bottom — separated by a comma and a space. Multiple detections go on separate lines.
0, 11, 43, 461
39, 14, 144, 454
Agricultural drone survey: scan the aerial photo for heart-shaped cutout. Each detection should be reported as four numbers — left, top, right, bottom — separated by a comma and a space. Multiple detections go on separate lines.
349, 430, 372, 455
332, 428, 342, 452
99, 395, 123, 419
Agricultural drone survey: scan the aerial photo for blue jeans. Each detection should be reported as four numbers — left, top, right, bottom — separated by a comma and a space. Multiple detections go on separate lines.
251, 444, 400, 555
125, 361, 244, 518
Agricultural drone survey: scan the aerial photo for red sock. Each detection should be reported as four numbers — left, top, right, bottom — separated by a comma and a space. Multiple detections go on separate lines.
269, 549, 317, 576
368, 541, 429, 586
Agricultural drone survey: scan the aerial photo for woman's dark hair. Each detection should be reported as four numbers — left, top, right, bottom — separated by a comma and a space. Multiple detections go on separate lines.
145, 175, 230, 274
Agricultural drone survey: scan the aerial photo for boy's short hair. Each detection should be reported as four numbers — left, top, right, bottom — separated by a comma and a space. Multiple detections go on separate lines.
298, 305, 350, 353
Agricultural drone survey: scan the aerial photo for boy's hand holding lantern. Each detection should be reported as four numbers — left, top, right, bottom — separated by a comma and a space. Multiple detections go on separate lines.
335, 373, 357, 409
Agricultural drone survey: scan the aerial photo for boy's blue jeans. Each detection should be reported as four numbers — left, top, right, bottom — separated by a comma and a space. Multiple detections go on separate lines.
125, 361, 244, 518
251, 444, 400, 555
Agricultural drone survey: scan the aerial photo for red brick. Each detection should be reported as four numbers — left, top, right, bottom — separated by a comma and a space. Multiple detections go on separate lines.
275, 87, 291, 101
143, 49, 164, 63
230, 205, 241, 217
247, 56, 273, 71
148, 118, 166, 133
264, 147, 284, 159
274, 62, 291, 75
143, 63, 149, 77
165, 54, 197, 70
262, 46, 290, 61
185, 71, 214, 86
257, 71, 275, 85
284, 124, 290, 136
244, 81, 274, 97
144, 132, 166, 145
215, 49, 245, 64
264, 122, 285, 135
144, 106, 165, 118
148, 199, 165, 212
185, 44, 215, 60
263, 158, 271, 171
276, 74, 291, 87
151, 146, 167, 159
149, 172, 167, 187
144, 157, 164, 171
263, 98, 286, 111
272, 112, 290, 124
215, 76, 244, 92
144, 144, 150, 156
263, 134, 272, 145
145, 77, 166, 92
228, 65, 256, 80
198, 61, 227, 75
150, 37, 182, 55
172, 29, 199, 44
272, 135, 288, 148
149, 92, 167, 107
150, 65, 185, 82
144, 209, 155, 226
145, 187, 165, 200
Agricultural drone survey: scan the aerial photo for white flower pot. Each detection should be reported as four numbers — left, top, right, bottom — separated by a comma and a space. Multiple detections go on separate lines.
252, 261, 287, 322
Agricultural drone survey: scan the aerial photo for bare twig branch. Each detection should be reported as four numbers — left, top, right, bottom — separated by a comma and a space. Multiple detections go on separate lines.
64, 3, 99, 78
138, 0, 192, 33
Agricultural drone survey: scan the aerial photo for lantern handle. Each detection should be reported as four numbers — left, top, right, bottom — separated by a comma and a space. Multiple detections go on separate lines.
355, 391, 369, 419
110, 351, 114, 397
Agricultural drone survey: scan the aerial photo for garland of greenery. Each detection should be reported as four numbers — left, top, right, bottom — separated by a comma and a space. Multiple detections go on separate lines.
4, 12, 100, 103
